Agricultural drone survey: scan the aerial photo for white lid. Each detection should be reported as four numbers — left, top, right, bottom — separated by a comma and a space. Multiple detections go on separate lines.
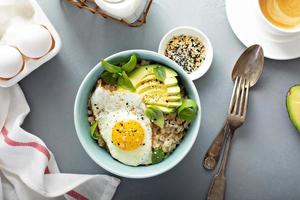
95, 0, 144, 21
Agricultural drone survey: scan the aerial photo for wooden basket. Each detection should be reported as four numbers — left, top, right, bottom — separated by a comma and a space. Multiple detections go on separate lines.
65, 0, 153, 27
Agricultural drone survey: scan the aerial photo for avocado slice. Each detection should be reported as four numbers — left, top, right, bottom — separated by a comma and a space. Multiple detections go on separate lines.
140, 75, 178, 87
123, 65, 181, 113
147, 105, 175, 113
140, 74, 156, 83
141, 89, 181, 101
128, 65, 177, 86
141, 89, 167, 102
167, 95, 182, 102
145, 100, 182, 108
136, 80, 166, 94
167, 86, 181, 95
142, 90, 182, 108
287, 85, 300, 132
140, 88, 167, 96
163, 77, 178, 87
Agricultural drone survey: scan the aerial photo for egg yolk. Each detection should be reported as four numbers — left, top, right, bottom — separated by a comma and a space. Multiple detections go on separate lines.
112, 120, 145, 151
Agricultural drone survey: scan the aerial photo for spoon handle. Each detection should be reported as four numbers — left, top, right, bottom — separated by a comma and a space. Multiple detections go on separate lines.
207, 173, 226, 200
207, 130, 233, 200
203, 121, 229, 170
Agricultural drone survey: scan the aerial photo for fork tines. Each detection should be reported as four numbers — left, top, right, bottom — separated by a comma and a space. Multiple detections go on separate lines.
229, 76, 250, 117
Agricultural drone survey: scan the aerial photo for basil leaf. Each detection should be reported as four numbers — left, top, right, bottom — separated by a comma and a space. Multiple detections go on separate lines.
100, 71, 117, 84
112, 73, 119, 78
153, 66, 166, 82
177, 99, 198, 121
101, 59, 122, 73
90, 120, 100, 140
144, 108, 156, 119
121, 54, 137, 73
152, 148, 165, 164
145, 107, 164, 128
117, 71, 136, 91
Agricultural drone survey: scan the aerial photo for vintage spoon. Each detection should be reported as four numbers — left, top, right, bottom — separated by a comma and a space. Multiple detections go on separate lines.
203, 44, 264, 170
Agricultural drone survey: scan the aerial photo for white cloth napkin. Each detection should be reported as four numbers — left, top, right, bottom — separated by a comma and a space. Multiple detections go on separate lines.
0, 85, 120, 200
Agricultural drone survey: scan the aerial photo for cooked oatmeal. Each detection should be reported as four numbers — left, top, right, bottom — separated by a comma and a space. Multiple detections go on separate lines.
152, 113, 190, 153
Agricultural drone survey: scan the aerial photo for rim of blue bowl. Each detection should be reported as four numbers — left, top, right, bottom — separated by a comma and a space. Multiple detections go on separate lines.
74, 50, 201, 178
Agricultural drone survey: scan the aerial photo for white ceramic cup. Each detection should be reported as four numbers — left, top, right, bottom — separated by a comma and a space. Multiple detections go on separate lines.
255, 0, 300, 35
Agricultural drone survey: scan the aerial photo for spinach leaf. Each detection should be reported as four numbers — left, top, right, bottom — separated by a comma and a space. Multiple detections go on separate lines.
145, 106, 164, 128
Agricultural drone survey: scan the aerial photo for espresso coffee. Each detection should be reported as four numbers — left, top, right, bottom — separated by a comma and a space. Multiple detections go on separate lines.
259, 0, 300, 29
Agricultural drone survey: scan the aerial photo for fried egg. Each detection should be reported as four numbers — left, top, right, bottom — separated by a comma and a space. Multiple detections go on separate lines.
90, 86, 152, 166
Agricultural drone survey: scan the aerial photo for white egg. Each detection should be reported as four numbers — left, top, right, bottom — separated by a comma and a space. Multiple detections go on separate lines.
0, 5, 13, 38
14, 0, 35, 19
0, 45, 23, 79
91, 87, 152, 166
16, 24, 52, 58
0, 0, 34, 38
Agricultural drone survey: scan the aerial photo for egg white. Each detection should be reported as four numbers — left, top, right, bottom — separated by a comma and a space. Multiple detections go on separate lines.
91, 86, 152, 166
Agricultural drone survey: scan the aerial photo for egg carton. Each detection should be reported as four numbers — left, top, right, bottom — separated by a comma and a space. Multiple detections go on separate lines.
0, 0, 61, 88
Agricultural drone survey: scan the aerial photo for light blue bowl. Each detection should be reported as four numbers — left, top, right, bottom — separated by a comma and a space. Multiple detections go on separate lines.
74, 50, 201, 178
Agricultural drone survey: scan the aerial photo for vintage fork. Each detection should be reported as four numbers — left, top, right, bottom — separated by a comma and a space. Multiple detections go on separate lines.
207, 76, 250, 200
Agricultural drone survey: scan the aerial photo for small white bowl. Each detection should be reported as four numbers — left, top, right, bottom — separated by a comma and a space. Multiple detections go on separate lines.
158, 26, 213, 80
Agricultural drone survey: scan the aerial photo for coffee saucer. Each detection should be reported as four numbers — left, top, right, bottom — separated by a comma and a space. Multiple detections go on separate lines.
226, 0, 300, 60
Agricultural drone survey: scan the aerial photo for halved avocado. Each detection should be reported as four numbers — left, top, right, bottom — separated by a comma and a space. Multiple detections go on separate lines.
287, 85, 300, 132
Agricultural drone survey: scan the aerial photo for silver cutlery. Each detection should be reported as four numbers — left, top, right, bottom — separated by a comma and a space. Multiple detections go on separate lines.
207, 76, 250, 200
203, 45, 264, 170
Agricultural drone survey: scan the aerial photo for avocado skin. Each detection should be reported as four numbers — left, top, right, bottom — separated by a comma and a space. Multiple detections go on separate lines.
286, 85, 300, 133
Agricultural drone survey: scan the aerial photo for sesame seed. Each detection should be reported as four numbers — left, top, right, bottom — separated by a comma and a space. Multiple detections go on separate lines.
165, 34, 206, 73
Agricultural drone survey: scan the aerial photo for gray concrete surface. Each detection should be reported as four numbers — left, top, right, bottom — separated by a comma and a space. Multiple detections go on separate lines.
20, 0, 300, 199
